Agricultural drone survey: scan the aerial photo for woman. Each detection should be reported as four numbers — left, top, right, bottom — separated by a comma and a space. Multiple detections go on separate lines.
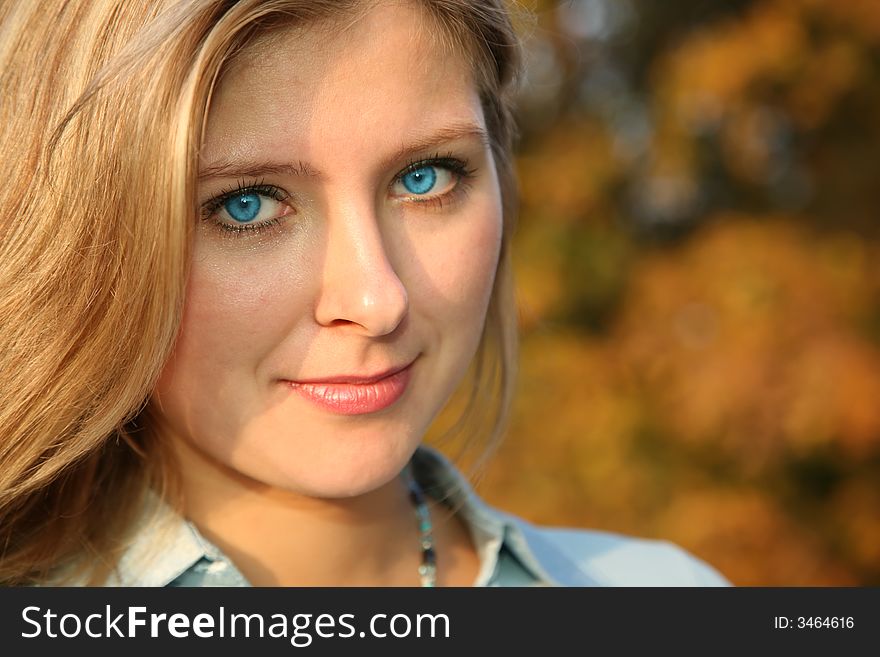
0, 0, 727, 586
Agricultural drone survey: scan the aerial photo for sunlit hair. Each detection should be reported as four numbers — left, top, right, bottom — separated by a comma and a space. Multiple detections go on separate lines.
0, 0, 521, 584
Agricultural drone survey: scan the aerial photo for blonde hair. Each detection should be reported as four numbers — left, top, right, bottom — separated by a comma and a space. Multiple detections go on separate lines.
0, 0, 521, 585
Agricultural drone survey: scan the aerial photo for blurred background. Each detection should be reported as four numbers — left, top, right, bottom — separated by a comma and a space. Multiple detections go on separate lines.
460, 0, 880, 585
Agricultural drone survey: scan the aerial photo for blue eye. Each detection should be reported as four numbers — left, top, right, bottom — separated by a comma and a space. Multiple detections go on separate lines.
224, 193, 261, 223
202, 184, 293, 235
391, 160, 467, 202
401, 166, 437, 195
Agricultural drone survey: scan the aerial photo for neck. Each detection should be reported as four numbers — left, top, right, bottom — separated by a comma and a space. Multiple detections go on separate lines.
170, 437, 423, 587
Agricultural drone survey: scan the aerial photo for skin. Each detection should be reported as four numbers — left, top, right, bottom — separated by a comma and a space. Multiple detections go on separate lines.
151, 1, 501, 585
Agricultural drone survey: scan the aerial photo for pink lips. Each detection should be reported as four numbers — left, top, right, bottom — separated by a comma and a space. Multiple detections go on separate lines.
282, 362, 413, 415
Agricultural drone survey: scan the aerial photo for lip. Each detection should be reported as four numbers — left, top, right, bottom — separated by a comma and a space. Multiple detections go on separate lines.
281, 361, 414, 415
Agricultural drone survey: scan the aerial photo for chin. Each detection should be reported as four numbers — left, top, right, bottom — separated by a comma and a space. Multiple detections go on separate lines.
273, 456, 409, 499
241, 423, 421, 499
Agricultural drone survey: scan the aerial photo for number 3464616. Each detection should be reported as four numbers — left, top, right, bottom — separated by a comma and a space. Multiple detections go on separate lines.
774, 617, 854, 629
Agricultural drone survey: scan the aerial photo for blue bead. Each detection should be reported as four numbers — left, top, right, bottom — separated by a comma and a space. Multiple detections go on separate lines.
405, 471, 437, 587
423, 547, 436, 566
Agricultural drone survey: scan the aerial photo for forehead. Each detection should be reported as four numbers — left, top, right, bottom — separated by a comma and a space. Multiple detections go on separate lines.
200, 1, 485, 173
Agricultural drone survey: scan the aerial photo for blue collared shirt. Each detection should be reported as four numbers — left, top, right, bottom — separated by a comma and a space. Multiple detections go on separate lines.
106, 447, 729, 587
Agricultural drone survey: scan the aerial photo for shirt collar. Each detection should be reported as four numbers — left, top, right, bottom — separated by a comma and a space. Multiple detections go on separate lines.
411, 447, 600, 587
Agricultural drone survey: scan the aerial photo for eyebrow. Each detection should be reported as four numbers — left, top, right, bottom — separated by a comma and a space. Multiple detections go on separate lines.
197, 122, 490, 182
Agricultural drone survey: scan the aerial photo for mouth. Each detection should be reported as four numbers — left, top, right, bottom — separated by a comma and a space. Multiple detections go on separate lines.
281, 360, 415, 415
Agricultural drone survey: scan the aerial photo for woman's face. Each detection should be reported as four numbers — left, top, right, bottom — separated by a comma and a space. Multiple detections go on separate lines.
153, 1, 503, 497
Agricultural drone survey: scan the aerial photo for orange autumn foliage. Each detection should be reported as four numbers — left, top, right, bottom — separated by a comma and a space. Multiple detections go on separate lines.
460, 0, 880, 585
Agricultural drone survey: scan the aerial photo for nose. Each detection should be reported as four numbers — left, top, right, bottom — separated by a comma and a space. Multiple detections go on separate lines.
314, 201, 408, 336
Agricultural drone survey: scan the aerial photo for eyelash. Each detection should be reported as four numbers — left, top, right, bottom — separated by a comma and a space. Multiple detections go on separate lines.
393, 153, 477, 210
200, 181, 290, 237
199, 155, 477, 237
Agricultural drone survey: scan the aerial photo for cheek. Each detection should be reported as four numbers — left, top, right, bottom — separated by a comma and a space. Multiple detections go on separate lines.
409, 198, 503, 327
154, 242, 315, 407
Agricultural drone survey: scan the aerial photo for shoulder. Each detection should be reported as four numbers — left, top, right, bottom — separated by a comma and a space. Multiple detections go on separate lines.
504, 513, 731, 587
411, 446, 728, 586
412, 446, 730, 587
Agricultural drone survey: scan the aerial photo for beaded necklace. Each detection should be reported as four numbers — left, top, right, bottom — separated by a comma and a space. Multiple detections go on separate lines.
404, 468, 436, 587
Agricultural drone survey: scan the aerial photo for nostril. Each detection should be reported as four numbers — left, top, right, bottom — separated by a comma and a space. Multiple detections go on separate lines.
313, 211, 409, 335
314, 267, 409, 336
